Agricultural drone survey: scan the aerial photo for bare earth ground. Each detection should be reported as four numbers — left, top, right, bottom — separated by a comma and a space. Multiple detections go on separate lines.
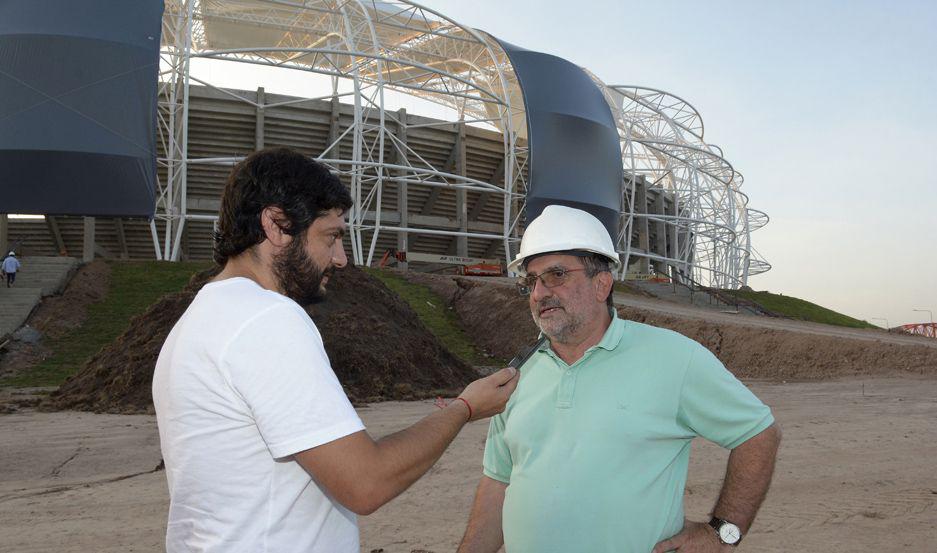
1, 377, 935, 552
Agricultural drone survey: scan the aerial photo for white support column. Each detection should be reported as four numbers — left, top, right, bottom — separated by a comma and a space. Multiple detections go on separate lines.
671, 178, 682, 279
652, 188, 667, 275
635, 176, 650, 274
255, 86, 265, 150
667, 192, 678, 270
395, 108, 408, 270
338, 5, 363, 266
150, 219, 163, 260
168, 0, 195, 262
328, 95, 341, 159
741, 209, 751, 287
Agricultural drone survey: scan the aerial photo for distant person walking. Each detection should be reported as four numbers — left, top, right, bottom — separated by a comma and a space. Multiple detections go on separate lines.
2, 252, 20, 287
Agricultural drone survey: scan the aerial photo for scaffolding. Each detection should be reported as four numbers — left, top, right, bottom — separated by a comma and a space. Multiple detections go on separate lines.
158, 0, 525, 266
155, 0, 769, 288
608, 86, 771, 287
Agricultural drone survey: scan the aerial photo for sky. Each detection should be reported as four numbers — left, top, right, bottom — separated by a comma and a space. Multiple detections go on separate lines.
199, 0, 937, 328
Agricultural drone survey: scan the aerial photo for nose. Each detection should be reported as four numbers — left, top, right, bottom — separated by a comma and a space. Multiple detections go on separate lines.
333, 239, 348, 268
529, 276, 551, 302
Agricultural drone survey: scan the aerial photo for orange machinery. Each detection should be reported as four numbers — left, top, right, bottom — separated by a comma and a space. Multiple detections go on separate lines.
378, 250, 503, 276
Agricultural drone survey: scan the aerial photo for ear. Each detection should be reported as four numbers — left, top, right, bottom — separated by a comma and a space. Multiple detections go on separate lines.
594, 271, 614, 302
260, 206, 292, 248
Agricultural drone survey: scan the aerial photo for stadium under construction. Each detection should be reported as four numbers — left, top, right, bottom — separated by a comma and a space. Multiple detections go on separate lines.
1, 0, 770, 289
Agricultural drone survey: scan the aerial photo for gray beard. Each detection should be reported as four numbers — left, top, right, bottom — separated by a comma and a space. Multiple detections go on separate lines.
533, 302, 584, 344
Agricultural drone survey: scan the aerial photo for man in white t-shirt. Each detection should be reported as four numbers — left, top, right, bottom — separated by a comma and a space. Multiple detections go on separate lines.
153, 148, 519, 552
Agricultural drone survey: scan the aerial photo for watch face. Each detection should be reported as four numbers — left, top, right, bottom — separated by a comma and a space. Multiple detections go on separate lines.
719, 522, 742, 544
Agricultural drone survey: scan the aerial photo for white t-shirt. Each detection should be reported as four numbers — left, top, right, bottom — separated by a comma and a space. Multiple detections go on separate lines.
153, 277, 365, 552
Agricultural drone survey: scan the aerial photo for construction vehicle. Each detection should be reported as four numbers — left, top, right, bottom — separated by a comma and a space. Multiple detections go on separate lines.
378, 250, 503, 277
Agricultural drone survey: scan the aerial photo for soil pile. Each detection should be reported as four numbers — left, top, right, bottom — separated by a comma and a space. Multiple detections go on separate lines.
403, 273, 937, 379
402, 273, 539, 360
43, 266, 476, 414
307, 266, 477, 402
42, 267, 217, 413
37, 267, 937, 414
616, 307, 937, 379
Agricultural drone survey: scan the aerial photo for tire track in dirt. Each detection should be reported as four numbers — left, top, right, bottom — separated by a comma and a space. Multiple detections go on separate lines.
759, 486, 936, 533
0, 461, 164, 503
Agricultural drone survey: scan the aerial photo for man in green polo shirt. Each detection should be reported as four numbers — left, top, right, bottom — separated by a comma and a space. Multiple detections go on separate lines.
458, 205, 781, 553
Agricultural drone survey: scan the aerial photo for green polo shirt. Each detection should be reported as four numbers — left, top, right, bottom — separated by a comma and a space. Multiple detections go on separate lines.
483, 314, 774, 553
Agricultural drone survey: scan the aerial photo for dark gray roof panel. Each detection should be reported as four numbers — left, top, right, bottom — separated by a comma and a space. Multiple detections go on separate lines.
0, 0, 163, 216
495, 39, 622, 240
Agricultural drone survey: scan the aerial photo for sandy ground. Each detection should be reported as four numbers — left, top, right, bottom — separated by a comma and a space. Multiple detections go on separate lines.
1, 377, 935, 552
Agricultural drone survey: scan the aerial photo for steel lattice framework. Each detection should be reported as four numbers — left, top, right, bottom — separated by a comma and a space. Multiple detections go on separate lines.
607, 86, 770, 287
898, 323, 937, 339
156, 0, 769, 288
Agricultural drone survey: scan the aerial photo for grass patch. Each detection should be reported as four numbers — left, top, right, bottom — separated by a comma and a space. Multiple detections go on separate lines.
722, 289, 876, 329
3, 260, 210, 388
613, 281, 648, 296
365, 268, 496, 366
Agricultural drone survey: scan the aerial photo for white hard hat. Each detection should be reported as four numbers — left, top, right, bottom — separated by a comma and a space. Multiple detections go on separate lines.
7, 251, 13, 256
508, 205, 620, 275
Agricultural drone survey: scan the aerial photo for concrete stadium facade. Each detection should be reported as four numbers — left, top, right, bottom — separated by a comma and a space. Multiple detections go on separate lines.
3, 0, 770, 288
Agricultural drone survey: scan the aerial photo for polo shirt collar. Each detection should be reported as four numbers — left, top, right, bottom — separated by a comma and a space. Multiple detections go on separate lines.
593, 311, 626, 352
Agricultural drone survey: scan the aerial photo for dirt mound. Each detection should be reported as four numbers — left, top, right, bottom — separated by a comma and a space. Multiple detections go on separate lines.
39, 268, 937, 414
616, 307, 937, 379
43, 266, 477, 414
307, 266, 478, 402
42, 268, 216, 413
403, 274, 937, 380
402, 273, 539, 360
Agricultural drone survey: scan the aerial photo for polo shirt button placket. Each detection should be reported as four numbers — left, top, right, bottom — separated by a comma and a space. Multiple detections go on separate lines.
556, 347, 601, 409
556, 367, 577, 409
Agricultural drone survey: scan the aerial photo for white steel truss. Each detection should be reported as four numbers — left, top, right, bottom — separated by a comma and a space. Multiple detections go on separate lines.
157, 0, 526, 264
607, 85, 770, 288
156, 1, 768, 288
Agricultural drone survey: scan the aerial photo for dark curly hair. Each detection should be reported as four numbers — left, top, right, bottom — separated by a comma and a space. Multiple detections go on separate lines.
213, 148, 352, 265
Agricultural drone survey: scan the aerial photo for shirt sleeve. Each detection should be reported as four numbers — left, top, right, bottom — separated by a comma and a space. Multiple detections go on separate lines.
222, 303, 365, 459
482, 412, 513, 483
677, 345, 774, 449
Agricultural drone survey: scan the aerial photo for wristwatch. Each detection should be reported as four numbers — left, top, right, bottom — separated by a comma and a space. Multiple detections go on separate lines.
708, 516, 742, 546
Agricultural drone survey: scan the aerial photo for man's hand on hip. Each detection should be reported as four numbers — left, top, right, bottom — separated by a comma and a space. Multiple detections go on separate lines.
457, 366, 518, 421
652, 519, 731, 553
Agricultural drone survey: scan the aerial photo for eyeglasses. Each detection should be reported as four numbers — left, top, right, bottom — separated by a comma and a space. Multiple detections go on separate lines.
516, 268, 587, 296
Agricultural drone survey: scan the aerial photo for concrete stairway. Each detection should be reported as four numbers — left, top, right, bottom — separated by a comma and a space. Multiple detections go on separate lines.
628, 279, 763, 316
0, 256, 79, 339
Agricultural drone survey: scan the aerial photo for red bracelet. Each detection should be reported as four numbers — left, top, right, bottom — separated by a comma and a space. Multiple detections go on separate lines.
454, 397, 473, 422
